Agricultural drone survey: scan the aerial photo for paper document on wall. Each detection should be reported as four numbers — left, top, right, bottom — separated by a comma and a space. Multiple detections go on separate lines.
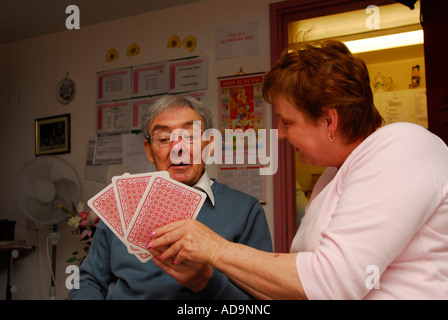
169, 56, 208, 93
121, 133, 156, 174
131, 97, 157, 131
97, 100, 132, 134
97, 68, 131, 102
132, 62, 169, 97
374, 88, 427, 128
215, 21, 260, 60
93, 134, 122, 164
84, 137, 108, 182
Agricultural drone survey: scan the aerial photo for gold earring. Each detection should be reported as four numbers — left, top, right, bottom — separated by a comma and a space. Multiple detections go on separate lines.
328, 133, 335, 142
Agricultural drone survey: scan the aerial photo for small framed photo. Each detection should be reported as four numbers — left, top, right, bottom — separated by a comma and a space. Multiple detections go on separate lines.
35, 114, 71, 156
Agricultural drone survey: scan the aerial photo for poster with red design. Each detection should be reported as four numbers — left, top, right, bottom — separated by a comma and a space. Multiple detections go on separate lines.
217, 72, 266, 203
218, 72, 265, 133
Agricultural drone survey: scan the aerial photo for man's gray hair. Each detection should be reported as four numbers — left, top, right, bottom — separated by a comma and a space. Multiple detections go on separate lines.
140, 95, 214, 141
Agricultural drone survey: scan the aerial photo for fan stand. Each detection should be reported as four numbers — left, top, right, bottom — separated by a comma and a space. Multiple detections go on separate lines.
16, 156, 82, 299
48, 224, 60, 300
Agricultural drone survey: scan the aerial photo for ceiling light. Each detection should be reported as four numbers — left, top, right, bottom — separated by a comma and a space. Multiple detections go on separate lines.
344, 29, 423, 54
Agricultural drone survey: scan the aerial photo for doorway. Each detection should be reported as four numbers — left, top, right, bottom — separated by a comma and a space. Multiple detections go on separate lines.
269, 0, 427, 251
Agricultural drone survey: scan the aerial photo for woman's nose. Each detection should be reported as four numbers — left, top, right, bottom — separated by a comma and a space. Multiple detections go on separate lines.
277, 119, 287, 140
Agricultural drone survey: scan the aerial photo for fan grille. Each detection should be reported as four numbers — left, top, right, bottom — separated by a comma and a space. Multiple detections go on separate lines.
16, 156, 81, 225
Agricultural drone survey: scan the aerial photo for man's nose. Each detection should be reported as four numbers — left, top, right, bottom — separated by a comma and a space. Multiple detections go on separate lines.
170, 136, 187, 151
170, 137, 191, 164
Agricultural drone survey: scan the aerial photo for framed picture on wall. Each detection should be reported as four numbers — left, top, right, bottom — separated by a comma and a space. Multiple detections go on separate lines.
35, 114, 71, 156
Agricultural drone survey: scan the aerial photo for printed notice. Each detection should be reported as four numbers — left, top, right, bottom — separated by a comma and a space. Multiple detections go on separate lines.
374, 88, 427, 128
93, 134, 122, 164
97, 68, 132, 102
122, 133, 157, 174
169, 56, 208, 94
132, 61, 169, 97
131, 97, 157, 131
215, 21, 259, 60
97, 100, 132, 134
84, 137, 108, 183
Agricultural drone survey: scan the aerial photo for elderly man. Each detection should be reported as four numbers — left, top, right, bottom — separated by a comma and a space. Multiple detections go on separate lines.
68, 95, 272, 299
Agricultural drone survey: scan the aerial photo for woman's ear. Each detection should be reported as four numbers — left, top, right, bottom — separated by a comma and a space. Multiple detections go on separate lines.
323, 107, 339, 133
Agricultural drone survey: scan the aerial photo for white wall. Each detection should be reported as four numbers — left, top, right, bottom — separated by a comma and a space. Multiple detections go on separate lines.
0, 0, 277, 300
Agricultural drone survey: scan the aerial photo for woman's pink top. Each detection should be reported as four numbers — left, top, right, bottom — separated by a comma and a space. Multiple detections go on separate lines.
290, 122, 448, 299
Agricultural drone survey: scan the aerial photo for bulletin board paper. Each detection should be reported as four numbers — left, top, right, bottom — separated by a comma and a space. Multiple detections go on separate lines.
374, 88, 428, 128
215, 21, 260, 60
97, 100, 132, 134
131, 97, 158, 131
97, 67, 132, 102
132, 61, 169, 97
169, 56, 208, 93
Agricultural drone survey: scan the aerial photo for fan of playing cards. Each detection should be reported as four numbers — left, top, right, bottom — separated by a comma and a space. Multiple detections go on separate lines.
87, 171, 206, 263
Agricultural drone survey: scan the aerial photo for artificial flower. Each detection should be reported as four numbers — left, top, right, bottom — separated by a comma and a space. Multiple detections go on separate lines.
59, 201, 100, 264
167, 35, 181, 48
183, 35, 197, 52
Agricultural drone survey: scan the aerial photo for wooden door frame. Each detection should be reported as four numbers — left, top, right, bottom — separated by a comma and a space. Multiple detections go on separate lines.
269, 0, 396, 252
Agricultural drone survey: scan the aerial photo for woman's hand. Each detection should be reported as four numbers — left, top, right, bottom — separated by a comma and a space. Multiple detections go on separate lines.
146, 219, 229, 266
147, 219, 306, 299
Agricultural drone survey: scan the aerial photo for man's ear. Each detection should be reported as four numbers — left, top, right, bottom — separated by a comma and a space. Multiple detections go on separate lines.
143, 139, 155, 164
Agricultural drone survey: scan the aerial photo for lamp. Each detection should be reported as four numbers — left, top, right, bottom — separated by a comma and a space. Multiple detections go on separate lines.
344, 29, 423, 54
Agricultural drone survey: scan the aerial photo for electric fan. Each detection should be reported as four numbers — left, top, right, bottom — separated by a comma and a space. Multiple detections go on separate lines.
15, 156, 81, 299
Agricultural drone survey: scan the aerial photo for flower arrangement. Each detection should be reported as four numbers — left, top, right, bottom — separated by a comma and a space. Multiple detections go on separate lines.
59, 201, 100, 265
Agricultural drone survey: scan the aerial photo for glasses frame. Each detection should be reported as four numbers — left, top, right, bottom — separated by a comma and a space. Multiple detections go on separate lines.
146, 129, 204, 147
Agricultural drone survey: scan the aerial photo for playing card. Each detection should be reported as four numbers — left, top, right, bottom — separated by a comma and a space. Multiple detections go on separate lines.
87, 183, 125, 243
87, 171, 205, 263
112, 171, 169, 233
125, 175, 206, 252
134, 251, 152, 263
87, 180, 154, 263
112, 171, 169, 256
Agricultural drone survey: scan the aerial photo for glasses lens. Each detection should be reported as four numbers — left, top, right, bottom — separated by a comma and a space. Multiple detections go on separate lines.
154, 133, 172, 145
152, 128, 202, 146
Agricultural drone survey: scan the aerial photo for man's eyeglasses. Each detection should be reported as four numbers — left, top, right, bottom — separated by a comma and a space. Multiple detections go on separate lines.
146, 128, 203, 147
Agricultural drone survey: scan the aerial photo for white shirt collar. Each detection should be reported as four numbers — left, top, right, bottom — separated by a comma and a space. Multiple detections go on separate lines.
193, 171, 215, 206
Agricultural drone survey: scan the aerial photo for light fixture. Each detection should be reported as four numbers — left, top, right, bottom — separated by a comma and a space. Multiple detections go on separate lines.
344, 29, 423, 54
